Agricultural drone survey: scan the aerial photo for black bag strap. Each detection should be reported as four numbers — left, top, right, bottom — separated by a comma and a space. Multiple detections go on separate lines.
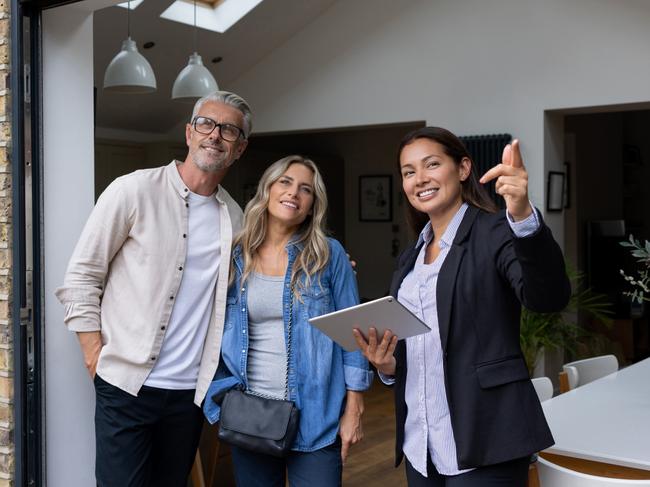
284, 285, 293, 401
245, 283, 294, 401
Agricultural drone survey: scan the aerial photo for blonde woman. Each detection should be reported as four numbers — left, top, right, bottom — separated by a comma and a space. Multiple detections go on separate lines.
204, 155, 372, 486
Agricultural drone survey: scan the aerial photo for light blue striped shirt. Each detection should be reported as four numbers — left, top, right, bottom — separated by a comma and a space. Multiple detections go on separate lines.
395, 204, 539, 477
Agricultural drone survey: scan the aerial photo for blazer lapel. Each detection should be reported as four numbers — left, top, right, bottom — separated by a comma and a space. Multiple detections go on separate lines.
436, 207, 479, 352
437, 246, 464, 352
389, 244, 422, 297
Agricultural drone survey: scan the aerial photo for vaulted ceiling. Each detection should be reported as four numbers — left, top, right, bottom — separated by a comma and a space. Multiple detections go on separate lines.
93, 0, 337, 135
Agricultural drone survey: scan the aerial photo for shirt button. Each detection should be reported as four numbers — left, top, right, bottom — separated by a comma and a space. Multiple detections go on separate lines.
184, 188, 188, 192
161, 326, 166, 330
242, 330, 246, 334
185, 203, 189, 208
183, 234, 187, 238
241, 307, 245, 311
169, 296, 174, 300
150, 356, 156, 361
178, 266, 183, 271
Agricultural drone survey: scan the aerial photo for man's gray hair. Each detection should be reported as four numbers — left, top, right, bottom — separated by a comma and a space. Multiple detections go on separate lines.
191, 91, 253, 138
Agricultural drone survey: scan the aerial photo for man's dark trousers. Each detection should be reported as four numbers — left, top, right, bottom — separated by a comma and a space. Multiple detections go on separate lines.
94, 375, 204, 487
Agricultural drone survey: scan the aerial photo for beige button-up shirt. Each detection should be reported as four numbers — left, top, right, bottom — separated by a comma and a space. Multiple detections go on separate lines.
55, 161, 243, 406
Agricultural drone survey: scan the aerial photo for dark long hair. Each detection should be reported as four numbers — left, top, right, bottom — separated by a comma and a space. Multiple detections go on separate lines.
397, 126, 497, 235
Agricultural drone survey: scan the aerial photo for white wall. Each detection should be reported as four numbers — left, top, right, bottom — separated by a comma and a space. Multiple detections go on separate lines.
43, 6, 97, 487
230, 0, 650, 242
39, 4, 650, 479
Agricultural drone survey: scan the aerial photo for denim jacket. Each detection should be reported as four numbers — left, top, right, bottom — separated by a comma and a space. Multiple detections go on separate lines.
203, 237, 372, 452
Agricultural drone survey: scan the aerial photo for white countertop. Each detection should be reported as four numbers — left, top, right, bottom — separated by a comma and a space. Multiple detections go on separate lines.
542, 357, 650, 470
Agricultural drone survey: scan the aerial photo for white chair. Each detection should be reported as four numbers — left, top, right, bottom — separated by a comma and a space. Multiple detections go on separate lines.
538, 456, 650, 486
531, 377, 553, 402
560, 354, 619, 392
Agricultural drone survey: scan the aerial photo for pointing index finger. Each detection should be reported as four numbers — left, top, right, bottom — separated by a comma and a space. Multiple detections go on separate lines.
479, 164, 507, 184
510, 139, 524, 169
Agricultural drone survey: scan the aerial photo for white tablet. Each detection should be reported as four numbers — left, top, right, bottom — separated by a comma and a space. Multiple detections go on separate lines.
308, 296, 430, 352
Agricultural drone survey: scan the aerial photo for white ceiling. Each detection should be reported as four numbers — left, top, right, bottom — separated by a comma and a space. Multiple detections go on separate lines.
93, 0, 337, 135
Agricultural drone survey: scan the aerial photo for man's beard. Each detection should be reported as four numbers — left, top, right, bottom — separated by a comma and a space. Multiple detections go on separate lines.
191, 145, 234, 172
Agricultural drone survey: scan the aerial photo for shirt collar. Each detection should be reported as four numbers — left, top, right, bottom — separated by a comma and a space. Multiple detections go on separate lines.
416, 202, 469, 249
286, 235, 305, 254
167, 160, 226, 203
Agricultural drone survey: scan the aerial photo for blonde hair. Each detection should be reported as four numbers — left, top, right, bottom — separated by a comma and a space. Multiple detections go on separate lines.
233, 155, 330, 296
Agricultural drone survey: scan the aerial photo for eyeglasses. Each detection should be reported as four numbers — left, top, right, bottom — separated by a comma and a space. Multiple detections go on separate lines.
192, 116, 245, 142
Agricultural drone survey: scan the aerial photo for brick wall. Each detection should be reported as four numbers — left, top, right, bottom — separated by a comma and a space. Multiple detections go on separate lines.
0, 0, 13, 485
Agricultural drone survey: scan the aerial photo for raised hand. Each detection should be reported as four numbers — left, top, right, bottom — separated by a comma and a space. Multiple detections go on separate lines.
353, 327, 397, 376
479, 139, 532, 221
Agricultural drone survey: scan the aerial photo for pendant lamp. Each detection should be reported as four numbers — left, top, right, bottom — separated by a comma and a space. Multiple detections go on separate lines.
103, 0, 157, 93
172, 0, 219, 101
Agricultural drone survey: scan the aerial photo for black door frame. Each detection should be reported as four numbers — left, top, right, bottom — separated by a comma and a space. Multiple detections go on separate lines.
11, 1, 83, 485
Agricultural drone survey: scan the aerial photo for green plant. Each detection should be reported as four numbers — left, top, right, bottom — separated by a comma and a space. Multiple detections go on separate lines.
619, 235, 650, 304
519, 265, 613, 374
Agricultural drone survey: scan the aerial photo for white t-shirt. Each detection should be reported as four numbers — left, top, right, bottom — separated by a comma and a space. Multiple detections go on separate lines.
145, 191, 221, 389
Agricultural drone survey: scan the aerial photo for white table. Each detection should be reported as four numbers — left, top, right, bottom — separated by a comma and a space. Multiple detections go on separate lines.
541, 357, 650, 478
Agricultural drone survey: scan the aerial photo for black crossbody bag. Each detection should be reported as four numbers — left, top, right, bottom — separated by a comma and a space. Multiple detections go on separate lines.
215, 288, 300, 457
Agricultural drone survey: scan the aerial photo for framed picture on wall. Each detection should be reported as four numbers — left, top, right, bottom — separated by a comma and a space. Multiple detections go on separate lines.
359, 175, 392, 221
546, 171, 565, 212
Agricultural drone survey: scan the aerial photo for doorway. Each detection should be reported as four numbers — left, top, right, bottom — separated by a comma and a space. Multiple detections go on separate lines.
563, 107, 650, 364
38, 5, 425, 486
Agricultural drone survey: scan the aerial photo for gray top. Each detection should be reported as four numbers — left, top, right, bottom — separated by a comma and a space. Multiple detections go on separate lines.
246, 272, 287, 399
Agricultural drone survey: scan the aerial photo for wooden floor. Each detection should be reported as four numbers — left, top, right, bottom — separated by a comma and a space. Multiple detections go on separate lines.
342, 379, 407, 486
194, 378, 406, 486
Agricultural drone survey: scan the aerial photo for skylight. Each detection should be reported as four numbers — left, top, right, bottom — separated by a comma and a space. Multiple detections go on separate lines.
117, 0, 144, 9
160, 0, 264, 34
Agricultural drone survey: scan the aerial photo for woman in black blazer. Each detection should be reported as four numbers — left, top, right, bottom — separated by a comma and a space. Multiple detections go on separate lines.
354, 127, 570, 486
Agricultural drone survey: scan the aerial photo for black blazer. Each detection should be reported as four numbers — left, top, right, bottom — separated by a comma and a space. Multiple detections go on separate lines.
390, 206, 570, 470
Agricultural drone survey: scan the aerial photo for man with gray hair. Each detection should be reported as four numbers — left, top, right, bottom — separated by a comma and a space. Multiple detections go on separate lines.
56, 91, 251, 486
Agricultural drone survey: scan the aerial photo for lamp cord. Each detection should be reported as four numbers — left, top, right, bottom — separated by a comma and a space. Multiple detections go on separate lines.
193, 0, 197, 53
127, 0, 131, 38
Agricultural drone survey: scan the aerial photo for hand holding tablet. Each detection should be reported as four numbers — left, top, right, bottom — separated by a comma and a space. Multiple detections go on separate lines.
353, 327, 400, 377
307, 296, 430, 353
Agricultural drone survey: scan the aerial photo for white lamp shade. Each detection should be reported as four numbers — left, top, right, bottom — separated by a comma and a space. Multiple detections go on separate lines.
104, 37, 157, 94
172, 52, 219, 101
